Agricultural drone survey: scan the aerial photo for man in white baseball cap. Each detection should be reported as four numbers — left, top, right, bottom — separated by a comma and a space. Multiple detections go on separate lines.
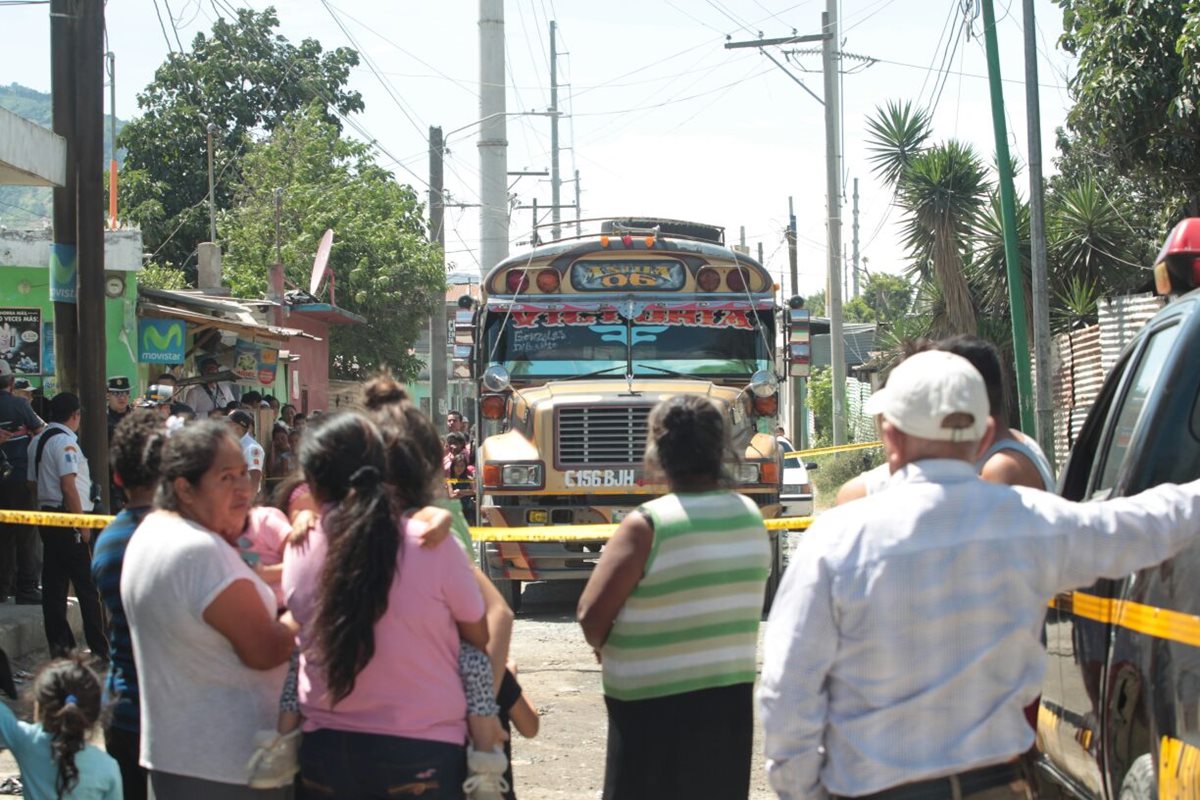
760, 350, 1200, 800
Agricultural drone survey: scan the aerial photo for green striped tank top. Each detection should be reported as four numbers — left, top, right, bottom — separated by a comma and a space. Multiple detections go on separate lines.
600, 491, 770, 701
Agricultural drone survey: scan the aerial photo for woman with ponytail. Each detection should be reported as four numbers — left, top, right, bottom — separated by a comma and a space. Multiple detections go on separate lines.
0, 655, 121, 798
578, 395, 771, 800
283, 411, 486, 799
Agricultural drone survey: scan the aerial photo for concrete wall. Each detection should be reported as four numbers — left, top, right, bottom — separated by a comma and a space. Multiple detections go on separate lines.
282, 313, 331, 413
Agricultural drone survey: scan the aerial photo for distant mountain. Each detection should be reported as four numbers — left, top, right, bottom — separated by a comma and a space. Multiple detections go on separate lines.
0, 83, 127, 228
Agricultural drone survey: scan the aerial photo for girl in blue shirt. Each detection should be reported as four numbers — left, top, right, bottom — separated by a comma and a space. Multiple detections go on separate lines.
0, 657, 122, 799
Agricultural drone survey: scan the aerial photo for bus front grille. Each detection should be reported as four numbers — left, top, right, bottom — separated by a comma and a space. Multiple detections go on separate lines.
557, 406, 652, 466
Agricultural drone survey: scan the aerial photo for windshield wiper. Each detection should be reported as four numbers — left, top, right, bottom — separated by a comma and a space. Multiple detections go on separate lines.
555, 365, 625, 381
636, 364, 692, 379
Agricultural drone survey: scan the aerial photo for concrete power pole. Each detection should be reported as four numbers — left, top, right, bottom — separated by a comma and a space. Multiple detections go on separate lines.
50, 0, 78, 395
479, 0, 508, 277
787, 198, 807, 450
852, 177, 860, 298
429, 126, 447, 429
549, 20, 562, 242
574, 169, 581, 236
78, 0, 109, 505
823, 5, 847, 445
1024, 0, 1055, 471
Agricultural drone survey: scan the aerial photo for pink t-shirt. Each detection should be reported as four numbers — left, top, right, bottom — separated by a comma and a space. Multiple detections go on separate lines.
282, 511, 484, 744
241, 506, 290, 608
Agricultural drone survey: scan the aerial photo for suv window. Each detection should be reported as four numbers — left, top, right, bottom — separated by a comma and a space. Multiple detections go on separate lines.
1092, 323, 1181, 498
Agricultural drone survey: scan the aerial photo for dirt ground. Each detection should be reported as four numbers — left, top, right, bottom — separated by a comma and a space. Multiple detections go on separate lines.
507, 580, 776, 800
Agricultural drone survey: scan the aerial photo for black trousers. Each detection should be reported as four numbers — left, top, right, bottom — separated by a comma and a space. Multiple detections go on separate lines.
603, 682, 754, 800
0, 477, 41, 599
40, 525, 108, 659
106, 726, 148, 800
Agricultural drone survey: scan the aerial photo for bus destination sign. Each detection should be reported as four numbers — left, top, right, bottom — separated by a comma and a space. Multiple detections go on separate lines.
570, 260, 686, 291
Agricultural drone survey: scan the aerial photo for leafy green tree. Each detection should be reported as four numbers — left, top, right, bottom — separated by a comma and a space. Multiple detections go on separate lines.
119, 7, 362, 271
806, 367, 833, 446
222, 106, 444, 381
1057, 0, 1200, 217
855, 272, 915, 325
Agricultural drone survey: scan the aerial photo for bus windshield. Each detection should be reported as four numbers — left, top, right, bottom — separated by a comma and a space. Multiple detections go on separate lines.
483, 305, 773, 379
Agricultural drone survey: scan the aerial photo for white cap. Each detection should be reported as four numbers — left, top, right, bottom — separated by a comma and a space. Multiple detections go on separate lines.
864, 351, 989, 442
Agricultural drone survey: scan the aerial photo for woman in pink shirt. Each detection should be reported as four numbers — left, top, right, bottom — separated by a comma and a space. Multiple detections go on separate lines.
282, 412, 487, 799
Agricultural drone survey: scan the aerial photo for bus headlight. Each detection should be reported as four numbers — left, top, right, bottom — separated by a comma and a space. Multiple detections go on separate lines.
502, 463, 544, 488
734, 463, 760, 484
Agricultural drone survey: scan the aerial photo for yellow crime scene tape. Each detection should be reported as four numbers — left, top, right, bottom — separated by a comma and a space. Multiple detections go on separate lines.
789, 441, 882, 458
0, 509, 113, 529
0, 511, 814, 541
467, 515, 812, 542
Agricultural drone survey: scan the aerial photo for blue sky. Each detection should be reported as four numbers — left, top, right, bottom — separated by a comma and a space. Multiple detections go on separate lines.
0, 0, 1076, 295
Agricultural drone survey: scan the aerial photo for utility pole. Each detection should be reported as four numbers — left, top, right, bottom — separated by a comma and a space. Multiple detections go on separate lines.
1024, 0, 1055, 470
78, 0, 109, 505
206, 122, 217, 243
50, 0, 78, 395
757, 241, 764, 265
479, 0, 509, 277
574, 169, 581, 235
429, 126, 448, 429
823, 5, 847, 445
852, 178, 860, 298
740, 226, 746, 250
549, 20, 562, 241
787, 201, 807, 450
106, 50, 116, 229
981, 0, 1035, 434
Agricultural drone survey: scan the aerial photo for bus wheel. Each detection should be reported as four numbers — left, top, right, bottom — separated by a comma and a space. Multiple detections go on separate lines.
1119, 755, 1154, 800
763, 532, 783, 613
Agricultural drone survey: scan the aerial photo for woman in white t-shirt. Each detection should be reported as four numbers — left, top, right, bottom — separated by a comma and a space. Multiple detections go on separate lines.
121, 420, 297, 799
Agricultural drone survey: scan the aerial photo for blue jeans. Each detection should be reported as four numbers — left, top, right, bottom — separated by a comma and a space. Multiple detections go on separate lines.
299, 728, 466, 800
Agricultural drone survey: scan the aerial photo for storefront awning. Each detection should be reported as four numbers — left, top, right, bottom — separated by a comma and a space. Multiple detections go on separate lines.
137, 301, 321, 344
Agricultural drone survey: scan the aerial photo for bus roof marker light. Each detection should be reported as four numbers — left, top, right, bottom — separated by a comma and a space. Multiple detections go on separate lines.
645, 235, 656, 247
622, 234, 633, 247
600, 235, 610, 247
536, 269, 560, 292
727, 268, 748, 292
696, 267, 721, 292
505, 269, 530, 293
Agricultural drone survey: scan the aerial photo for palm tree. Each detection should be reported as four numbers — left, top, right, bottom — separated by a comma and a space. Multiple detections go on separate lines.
865, 101, 932, 189
1046, 177, 1147, 297
895, 140, 988, 335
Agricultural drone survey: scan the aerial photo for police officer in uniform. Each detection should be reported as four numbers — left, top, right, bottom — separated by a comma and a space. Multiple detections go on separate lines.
27, 393, 108, 660
106, 376, 133, 512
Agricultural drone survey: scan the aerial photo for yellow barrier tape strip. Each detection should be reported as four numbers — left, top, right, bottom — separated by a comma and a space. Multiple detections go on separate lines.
0, 510, 114, 529
788, 441, 882, 458
469, 516, 812, 542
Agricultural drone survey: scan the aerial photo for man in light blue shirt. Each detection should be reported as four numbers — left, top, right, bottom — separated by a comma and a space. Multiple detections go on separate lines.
760, 351, 1200, 800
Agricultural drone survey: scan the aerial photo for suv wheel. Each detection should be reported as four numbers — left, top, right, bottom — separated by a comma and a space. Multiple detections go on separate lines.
1119, 754, 1155, 800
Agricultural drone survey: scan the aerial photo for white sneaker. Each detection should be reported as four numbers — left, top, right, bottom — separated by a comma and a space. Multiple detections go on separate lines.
463, 746, 510, 800
246, 729, 301, 789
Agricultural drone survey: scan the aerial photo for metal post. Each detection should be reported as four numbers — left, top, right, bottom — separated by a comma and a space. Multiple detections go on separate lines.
981, 0, 1035, 434
823, 6, 847, 445
107, 50, 116, 229
51, 0, 78, 394
852, 178, 860, 298
206, 122, 217, 243
78, 0, 109, 505
549, 20, 561, 242
479, 0, 509, 277
429, 126, 447, 430
1024, 0, 1055, 469
574, 169, 581, 235
787, 211, 807, 450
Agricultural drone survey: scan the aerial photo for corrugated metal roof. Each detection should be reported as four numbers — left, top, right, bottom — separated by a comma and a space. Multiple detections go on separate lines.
812, 324, 877, 367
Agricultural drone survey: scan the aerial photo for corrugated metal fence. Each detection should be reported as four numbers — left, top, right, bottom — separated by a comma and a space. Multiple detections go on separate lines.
1051, 293, 1164, 458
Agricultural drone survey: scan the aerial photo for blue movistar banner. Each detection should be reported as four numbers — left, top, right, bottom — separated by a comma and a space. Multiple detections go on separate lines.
138, 318, 185, 364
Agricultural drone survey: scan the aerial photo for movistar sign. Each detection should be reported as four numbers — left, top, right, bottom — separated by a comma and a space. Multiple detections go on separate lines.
138, 318, 186, 364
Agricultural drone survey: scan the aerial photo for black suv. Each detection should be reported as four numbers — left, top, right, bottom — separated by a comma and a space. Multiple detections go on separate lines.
1036, 219, 1200, 800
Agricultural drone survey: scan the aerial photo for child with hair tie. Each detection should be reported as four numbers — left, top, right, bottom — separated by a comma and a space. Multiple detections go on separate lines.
0, 656, 122, 799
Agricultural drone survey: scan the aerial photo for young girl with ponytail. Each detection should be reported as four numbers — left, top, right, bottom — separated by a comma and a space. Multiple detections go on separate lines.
0, 656, 122, 799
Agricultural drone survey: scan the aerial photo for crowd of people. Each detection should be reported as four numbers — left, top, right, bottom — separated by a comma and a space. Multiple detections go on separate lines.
0, 332, 1199, 800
